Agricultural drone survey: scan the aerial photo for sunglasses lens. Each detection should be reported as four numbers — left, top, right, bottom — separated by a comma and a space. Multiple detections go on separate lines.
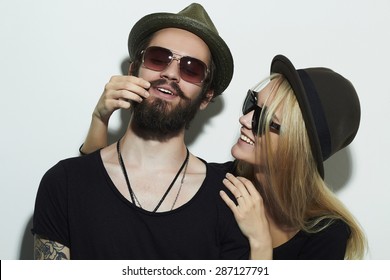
251, 106, 281, 135
242, 90, 256, 114
245, 80, 281, 135
143, 47, 172, 71
143, 46, 207, 84
252, 106, 262, 135
179, 57, 207, 83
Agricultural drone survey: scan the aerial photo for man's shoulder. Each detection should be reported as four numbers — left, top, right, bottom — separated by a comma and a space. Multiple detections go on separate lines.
43, 150, 101, 178
38, 150, 103, 196
200, 160, 236, 191
207, 160, 236, 175
60, 150, 100, 166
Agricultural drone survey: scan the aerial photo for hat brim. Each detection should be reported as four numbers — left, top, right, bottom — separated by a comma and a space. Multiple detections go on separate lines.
128, 13, 233, 96
270, 55, 324, 177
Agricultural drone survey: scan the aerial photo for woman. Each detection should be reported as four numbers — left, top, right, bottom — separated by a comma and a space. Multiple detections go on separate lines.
220, 55, 366, 259
79, 54, 366, 259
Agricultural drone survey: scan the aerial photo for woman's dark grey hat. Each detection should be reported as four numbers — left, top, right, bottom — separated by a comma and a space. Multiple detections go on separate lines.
128, 3, 233, 97
271, 55, 361, 178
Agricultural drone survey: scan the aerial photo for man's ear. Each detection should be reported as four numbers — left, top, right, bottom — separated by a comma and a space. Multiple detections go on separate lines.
128, 62, 134, 75
199, 89, 215, 110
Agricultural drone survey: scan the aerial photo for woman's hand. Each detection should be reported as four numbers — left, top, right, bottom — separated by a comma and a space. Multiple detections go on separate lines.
80, 75, 150, 155
93, 75, 150, 125
220, 173, 272, 259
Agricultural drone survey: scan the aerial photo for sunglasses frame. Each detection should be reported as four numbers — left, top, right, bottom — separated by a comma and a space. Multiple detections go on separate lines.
141, 46, 209, 84
243, 88, 281, 135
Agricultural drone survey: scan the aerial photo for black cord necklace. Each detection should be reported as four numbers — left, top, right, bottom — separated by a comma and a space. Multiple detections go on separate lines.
116, 139, 189, 212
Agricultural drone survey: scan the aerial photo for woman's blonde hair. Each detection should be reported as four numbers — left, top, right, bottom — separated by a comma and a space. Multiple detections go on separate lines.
236, 74, 367, 259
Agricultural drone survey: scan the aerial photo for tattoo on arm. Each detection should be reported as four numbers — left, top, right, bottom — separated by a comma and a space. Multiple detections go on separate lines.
34, 235, 70, 260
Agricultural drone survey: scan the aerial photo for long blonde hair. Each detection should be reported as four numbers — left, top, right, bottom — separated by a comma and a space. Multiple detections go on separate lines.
236, 74, 367, 259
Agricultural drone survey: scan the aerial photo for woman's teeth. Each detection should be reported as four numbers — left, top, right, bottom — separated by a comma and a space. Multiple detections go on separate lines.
240, 134, 254, 145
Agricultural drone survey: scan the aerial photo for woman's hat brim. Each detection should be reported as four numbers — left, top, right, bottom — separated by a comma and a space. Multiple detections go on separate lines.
271, 55, 324, 177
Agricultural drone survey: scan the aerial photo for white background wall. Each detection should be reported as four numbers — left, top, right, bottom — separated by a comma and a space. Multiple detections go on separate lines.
1, 0, 389, 260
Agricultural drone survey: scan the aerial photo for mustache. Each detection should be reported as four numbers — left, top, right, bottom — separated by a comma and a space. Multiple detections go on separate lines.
149, 79, 188, 100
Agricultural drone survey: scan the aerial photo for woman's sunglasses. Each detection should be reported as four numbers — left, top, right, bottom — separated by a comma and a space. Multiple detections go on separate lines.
242, 89, 281, 135
141, 46, 209, 84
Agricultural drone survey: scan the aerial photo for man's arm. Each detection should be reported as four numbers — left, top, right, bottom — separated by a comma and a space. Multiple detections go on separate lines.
34, 235, 70, 260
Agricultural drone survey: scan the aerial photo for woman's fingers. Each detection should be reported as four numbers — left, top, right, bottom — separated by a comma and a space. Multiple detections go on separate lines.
224, 173, 252, 200
219, 190, 240, 216
95, 75, 151, 122
106, 76, 150, 103
223, 176, 246, 205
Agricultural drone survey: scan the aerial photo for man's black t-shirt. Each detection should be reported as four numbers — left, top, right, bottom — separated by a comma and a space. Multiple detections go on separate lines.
32, 151, 249, 260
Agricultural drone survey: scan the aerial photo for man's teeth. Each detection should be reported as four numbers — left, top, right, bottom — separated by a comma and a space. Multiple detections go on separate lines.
240, 134, 254, 145
158, 88, 173, 95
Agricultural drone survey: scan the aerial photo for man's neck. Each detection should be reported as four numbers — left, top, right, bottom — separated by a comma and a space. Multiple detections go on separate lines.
119, 125, 188, 168
99, 123, 206, 212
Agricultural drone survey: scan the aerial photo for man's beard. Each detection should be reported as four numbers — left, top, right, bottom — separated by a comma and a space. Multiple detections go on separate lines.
131, 79, 205, 140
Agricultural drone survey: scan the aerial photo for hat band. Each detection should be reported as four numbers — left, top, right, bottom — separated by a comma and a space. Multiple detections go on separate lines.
297, 70, 331, 161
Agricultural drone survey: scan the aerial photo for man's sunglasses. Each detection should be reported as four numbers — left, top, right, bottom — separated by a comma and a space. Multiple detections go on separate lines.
242, 89, 281, 135
141, 46, 209, 84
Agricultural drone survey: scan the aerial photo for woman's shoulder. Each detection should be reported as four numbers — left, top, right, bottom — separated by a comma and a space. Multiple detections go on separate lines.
274, 218, 350, 260
313, 218, 351, 238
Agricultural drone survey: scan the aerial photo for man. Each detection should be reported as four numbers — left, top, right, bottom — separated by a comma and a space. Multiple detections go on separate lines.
32, 3, 249, 259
